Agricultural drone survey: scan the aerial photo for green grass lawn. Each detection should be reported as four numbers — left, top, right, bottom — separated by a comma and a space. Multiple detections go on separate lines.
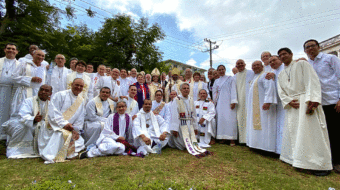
0, 141, 339, 190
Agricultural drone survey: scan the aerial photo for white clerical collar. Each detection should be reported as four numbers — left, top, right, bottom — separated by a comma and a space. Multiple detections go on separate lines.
119, 113, 125, 118
180, 95, 189, 100
5, 57, 16, 61
155, 100, 161, 104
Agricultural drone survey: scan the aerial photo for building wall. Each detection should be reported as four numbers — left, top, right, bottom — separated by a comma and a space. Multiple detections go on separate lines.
319, 35, 340, 58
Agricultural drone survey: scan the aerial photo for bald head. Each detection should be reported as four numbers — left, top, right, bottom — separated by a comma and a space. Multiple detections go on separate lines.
232, 67, 238, 75
236, 59, 246, 72
252, 60, 263, 74
32, 50, 45, 66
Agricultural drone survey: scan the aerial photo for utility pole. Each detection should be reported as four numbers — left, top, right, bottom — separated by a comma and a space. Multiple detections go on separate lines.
203, 38, 219, 68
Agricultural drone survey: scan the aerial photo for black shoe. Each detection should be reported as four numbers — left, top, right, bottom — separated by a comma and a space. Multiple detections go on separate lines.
312, 170, 331, 176
79, 151, 88, 159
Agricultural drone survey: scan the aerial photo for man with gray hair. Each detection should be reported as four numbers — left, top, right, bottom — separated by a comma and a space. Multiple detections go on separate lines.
184, 68, 193, 83
47, 54, 71, 96
168, 82, 209, 157
261, 51, 272, 72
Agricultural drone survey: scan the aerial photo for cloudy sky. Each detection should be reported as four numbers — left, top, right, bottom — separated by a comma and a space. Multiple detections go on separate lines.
52, 0, 340, 74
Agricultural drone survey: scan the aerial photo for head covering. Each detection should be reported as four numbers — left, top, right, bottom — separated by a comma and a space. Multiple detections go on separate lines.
151, 68, 160, 76
140, 71, 145, 76
172, 67, 180, 76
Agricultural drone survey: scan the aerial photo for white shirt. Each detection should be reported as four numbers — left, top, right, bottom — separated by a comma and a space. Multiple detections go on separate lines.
308, 52, 340, 105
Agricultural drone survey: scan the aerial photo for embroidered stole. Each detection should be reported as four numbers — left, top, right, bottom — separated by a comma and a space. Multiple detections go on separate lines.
189, 81, 203, 98
236, 70, 248, 128
165, 80, 182, 103
126, 98, 137, 114
66, 72, 91, 100
252, 71, 264, 130
153, 102, 165, 115
32, 96, 49, 154
54, 93, 84, 163
94, 96, 115, 130
176, 97, 207, 156
112, 113, 130, 140
141, 111, 161, 138
150, 82, 161, 101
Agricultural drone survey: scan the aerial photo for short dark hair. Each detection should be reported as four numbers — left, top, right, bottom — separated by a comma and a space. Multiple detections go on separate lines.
129, 84, 137, 89
303, 39, 320, 50
278, 47, 293, 55
100, 87, 111, 93
217, 65, 226, 70
137, 73, 144, 78
143, 99, 152, 105
69, 57, 78, 62
155, 90, 163, 96
75, 60, 87, 67
4, 43, 18, 50
193, 72, 201, 77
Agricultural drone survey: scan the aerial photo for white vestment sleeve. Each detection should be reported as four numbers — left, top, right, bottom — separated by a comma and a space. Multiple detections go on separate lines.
156, 115, 169, 134
163, 104, 171, 123
130, 104, 139, 117
263, 76, 277, 104
93, 77, 102, 97
72, 105, 85, 132
12, 62, 32, 87
277, 77, 293, 109
203, 83, 210, 99
18, 98, 34, 129
48, 93, 69, 131
300, 61, 322, 103
231, 77, 238, 104
191, 101, 198, 130
202, 102, 216, 122
132, 113, 148, 139
85, 100, 106, 122
170, 99, 180, 132
87, 80, 94, 101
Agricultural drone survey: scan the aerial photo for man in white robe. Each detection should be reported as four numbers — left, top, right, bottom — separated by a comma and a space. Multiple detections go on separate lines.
118, 69, 133, 97
246, 61, 277, 152
91, 65, 106, 91
265, 56, 285, 154
128, 68, 137, 84
47, 54, 71, 96
66, 60, 93, 103
84, 87, 115, 147
168, 83, 209, 157
235, 59, 254, 144
69, 58, 78, 72
3, 84, 52, 158
195, 89, 216, 147
151, 90, 171, 123
18, 45, 49, 68
184, 68, 193, 83
80, 101, 137, 158
277, 47, 332, 176
0, 43, 20, 140
190, 72, 209, 101
261, 51, 272, 72
40, 78, 86, 163
11, 50, 48, 118
213, 65, 238, 146
120, 85, 139, 119
133, 99, 169, 155
95, 68, 120, 100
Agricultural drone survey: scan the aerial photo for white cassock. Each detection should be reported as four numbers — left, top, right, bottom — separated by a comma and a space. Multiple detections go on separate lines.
246, 71, 277, 152
271, 64, 285, 154
264, 64, 272, 72
118, 78, 132, 96
235, 69, 254, 143
47, 66, 71, 96
195, 99, 216, 147
84, 96, 115, 147
278, 60, 332, 170
91, 73, 103, 89
3, 96, 48, 158
213, 75, 238, 140
133, 109, 168, 155
0, 57, 19, 140
121, 97, 139, 117
11, 61, 47, 117
40, 89, 86, 163
151, 100, 171, 123
66, 72, 93, 103
190, 81, 210, 101
129, 76, 137, 84
87, 113, 134, 157
94, 76, 120, 98
164, 80, 182, 103
168, 95, 198, 150
18, 54, 49, 67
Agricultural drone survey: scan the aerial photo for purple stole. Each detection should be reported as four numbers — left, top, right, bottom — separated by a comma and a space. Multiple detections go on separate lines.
134, 82, 150, 109
112, 113, 130, 140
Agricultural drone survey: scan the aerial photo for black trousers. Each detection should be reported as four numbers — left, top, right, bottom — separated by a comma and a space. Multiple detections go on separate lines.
323, 104, 340, 165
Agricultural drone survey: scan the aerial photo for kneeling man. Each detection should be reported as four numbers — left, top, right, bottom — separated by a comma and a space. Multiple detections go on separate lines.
3, 85, 52, 158
40, 78, 86, 163
84, 87, 115, 147
81, 101, 136, 158
133, 99, 169, 155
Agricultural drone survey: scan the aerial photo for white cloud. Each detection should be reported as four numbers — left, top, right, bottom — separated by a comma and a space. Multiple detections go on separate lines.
186, 58, 197, 66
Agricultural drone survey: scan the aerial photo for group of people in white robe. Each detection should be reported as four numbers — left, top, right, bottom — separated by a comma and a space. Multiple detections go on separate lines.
1, 40, 340, 176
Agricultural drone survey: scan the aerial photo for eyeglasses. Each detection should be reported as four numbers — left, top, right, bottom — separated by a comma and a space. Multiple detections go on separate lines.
56, 57, 65, 60
305, 44, 317, 50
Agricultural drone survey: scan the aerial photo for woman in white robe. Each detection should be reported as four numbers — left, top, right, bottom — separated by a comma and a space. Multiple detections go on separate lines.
212, 65, 238, 145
